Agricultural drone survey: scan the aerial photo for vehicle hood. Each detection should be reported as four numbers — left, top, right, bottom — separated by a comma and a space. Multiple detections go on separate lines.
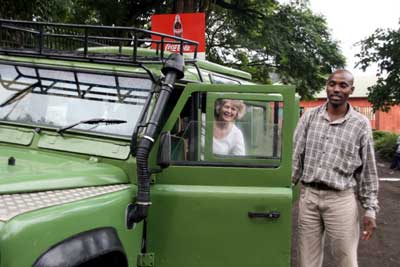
0, 146, 129, 194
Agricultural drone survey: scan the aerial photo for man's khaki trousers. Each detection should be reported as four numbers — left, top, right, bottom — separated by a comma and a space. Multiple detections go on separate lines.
298, 186, 360, 267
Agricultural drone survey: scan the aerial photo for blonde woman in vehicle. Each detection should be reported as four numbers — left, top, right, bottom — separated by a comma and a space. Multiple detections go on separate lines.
213, 99, 246, 156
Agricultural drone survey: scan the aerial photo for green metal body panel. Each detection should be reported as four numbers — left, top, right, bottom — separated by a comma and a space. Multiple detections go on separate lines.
0, 145, 129, 194
292, 95, 301, 202
0, 127, 34, 145
145, 83, 296, 266
0, 187, 142, 267
0, 122, 141, 266
148, 185, 291, 267
38, 133, 131, 160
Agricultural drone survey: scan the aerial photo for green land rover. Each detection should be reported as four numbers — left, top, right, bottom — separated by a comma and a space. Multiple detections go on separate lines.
0, 19, 298, 267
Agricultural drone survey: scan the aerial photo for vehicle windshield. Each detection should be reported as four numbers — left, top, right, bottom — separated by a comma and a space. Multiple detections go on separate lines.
0, 63, 153, 136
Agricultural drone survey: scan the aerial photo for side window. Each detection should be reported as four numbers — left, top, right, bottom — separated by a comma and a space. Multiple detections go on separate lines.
209, 98, 282, 161
212, 99, 246, 156
169, 92, 204, 162
209, 74, 241, 85
167, 93, 283, 167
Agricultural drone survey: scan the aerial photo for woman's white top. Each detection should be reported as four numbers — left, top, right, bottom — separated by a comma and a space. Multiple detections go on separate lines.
213, 124, 245, 156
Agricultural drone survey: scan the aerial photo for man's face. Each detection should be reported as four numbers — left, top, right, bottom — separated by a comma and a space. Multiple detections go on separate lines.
326, 72, 354, 107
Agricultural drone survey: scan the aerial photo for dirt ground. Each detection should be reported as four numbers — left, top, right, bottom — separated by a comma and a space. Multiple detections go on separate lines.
291, 156, 400, 267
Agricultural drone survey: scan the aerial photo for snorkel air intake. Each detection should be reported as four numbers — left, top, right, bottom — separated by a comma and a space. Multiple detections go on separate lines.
127, 54, 184, 227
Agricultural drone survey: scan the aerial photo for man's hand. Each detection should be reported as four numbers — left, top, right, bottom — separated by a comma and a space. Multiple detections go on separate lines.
362, 216, 376, 240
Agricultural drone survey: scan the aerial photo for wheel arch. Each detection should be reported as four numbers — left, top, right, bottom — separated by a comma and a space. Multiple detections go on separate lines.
33, 227, 128, 267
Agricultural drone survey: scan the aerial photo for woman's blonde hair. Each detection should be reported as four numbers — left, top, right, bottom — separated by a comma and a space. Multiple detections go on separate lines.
215, 99, 246, 120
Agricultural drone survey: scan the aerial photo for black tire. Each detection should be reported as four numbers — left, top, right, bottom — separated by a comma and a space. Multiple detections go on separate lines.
78, 251, 128, 267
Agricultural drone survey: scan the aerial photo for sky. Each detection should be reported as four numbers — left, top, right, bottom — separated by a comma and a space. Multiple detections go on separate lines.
308, 0, 400, 75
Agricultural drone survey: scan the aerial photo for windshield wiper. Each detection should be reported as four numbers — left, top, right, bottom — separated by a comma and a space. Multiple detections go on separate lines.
57, 118, 127, 134
0, 82, 40, 108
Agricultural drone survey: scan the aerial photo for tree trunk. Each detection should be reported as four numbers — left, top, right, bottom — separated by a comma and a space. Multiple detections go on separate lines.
184, 0, 194, 12
176, 0, 184, 13
174, 0, 200, 13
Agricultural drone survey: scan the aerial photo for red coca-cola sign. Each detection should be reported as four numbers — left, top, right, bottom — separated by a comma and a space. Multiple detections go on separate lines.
151, 13, 205, 53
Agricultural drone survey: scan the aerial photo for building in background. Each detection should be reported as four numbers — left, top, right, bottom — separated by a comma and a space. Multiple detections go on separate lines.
300, 75, 400, 133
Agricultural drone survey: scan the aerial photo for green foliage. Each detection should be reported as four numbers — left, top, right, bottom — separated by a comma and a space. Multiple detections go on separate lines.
373, 130, 398, 161
372, 130, 388, 141
0, 0, 345, 98
205, 2, 345, 98
356, 24, 400, 112
0, 0, 35, 20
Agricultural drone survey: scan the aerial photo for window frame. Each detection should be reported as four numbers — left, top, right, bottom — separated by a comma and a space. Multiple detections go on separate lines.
153, 88, 289, 168
149, 83, 296, 188
204, 92, 284, 166
209, 73, 242, 85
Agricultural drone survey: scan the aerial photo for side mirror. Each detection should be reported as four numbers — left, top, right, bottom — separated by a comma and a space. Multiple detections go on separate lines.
157, 131, 171, 168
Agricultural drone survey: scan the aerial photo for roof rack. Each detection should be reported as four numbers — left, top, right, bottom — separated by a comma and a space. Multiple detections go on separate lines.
0, 19, 199, 66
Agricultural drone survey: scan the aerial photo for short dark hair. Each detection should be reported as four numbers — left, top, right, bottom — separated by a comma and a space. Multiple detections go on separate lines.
327, 69, 354, 86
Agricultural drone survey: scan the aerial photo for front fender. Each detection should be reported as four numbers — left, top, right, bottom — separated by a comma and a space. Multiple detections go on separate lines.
33, 227, 127, 267
0, 186, 142, 267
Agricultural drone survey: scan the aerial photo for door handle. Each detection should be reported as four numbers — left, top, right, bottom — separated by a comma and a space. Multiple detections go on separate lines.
248, 211, 280, 219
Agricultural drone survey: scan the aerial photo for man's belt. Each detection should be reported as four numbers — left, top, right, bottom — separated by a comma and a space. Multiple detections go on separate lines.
301, 181, 339, 191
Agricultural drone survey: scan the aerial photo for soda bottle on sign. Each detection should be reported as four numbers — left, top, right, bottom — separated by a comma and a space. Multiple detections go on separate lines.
173, 14, 183, 37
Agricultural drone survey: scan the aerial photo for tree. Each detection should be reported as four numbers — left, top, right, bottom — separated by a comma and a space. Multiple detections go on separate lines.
0, 0, 75, 22
0, 0, 345, 98
0, 0, 38, 21
356, 24, 400, 111
204, 2, 345, 98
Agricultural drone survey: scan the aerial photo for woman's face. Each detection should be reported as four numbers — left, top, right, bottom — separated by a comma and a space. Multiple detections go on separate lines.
219, 100, 239, 122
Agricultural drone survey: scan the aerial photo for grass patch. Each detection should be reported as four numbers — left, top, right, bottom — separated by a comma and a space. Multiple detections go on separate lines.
373, 130, 398, 161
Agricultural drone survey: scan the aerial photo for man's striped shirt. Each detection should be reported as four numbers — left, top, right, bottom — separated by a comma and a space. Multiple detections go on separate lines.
292, 102, 379, 215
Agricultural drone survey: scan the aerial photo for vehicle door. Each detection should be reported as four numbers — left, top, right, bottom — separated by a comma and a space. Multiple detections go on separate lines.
146, 83, 297, 267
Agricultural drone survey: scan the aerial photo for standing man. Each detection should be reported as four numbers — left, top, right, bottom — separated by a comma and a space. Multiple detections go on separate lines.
390, 135, 400, 169
292, 69, 379, 267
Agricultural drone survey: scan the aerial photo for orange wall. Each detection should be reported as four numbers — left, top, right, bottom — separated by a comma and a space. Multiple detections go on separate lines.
300, 98, 400, 134
375, 105, 400, 133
